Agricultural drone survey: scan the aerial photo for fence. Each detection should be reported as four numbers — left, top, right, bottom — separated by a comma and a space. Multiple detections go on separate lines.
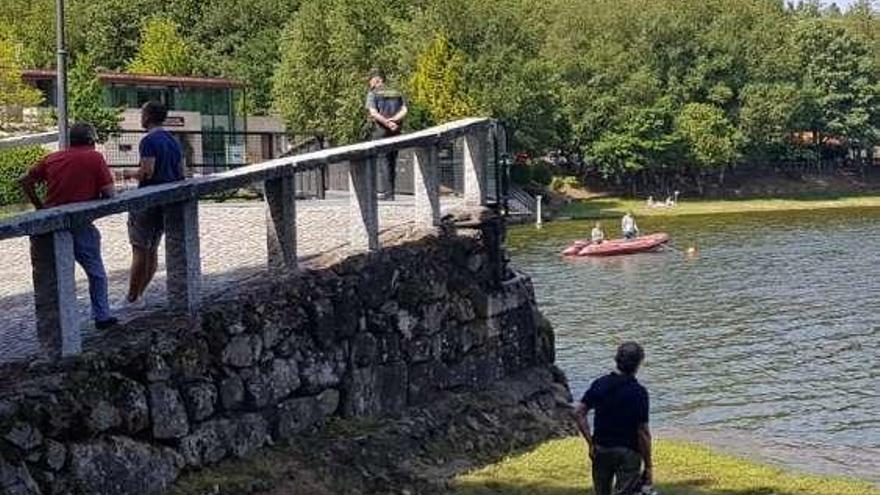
98, 130, 289, 190
0, 118, 506, 360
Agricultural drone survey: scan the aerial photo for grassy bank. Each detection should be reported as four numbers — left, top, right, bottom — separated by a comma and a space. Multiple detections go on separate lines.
559, 193, 880, 220
453, 437, 879, 495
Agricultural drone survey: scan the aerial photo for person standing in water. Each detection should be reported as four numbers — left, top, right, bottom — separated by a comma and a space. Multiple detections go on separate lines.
621, 212, 639, 240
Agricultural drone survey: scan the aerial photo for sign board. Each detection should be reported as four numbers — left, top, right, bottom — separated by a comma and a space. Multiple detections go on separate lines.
165, 116, 186, 127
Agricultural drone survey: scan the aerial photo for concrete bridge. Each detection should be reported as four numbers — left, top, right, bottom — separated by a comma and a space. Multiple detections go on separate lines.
0, 118, 506, 361
0, 118, 572, 495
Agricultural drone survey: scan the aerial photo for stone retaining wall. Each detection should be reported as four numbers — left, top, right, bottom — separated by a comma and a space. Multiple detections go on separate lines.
0, 231, 555, 495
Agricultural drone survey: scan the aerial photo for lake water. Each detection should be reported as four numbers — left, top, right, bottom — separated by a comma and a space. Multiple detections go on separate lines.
509, 208, 880, 484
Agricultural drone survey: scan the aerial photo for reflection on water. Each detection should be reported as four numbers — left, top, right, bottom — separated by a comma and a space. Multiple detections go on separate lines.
510, 208, 880, 483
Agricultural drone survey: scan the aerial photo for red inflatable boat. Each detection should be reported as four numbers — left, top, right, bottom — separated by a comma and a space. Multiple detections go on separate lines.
561, 233, 670, 257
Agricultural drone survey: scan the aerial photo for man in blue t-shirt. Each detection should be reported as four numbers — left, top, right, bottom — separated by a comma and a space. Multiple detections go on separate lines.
574, 342, 653, 495
121, 101, 185, 308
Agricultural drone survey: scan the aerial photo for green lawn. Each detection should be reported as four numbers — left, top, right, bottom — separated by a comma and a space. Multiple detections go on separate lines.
559, 194, 880, 220
453, 437, 879, 495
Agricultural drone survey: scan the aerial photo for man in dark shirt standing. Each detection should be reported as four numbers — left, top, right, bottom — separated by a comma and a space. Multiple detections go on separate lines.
19, 123, 118, 329
122, 101, 184, 307
365, 68, 407, 201
574, 342, 653, 495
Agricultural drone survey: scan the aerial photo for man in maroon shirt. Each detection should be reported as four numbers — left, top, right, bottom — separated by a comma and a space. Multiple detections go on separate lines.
19, 123, 119, 330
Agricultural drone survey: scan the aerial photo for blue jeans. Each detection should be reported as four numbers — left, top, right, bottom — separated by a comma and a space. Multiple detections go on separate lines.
72, 224, 111, 322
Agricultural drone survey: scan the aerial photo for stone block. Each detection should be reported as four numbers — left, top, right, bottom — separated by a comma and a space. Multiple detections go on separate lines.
413, 146, 441, 228
229, 414, 268, 458
408, 361, 445, 406
43, 440, 67, 472
348, 158, 379, 251
68, 436, 182, 495
148, 384, 189, 440
406, 337, 434, 364
264, 175, 298, 272
241, 369, 270, 409
267, 359, 300, 403
376, 333, 401, 364
30, 230, 80, 358
219, 373, 245, 411
343, 363, 408, 418
316, 389, 340, 417
352, 333, 378, 368
182, 383, 217, 422
86, 400, 121, 433
180, 419, 232, 467
3, 422, 43, 453
299, 349, 345, 394
164, 199, 202, 314
275, 397, 323, 440
0, 457, 41, 495
222, 335, 262, 368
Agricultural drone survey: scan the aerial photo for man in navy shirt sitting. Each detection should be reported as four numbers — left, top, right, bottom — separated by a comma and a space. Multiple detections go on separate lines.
121, 101, 185, 308
574, 342, 653, 495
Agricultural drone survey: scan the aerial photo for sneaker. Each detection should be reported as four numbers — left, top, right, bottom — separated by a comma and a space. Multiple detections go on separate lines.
95, 317, 119, 330
113, 296, 146, 312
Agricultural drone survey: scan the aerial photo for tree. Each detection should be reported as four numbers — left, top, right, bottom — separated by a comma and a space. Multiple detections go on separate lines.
0, 33, 43, 128
273, 0, 402, 144
408, 34, 475, 124
792, 18, 880, 162
128, 16, 197, 76
69, 53, 121, 140
676, 103, 742, 187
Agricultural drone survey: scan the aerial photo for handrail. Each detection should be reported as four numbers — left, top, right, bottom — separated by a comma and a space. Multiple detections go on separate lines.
0, 118, 491, 241
0, 131, 59, 150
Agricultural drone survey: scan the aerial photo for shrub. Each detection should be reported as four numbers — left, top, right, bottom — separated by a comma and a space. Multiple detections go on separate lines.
530, 161, 553, 186
550, 175, 580, 192
0, 146, 45, 206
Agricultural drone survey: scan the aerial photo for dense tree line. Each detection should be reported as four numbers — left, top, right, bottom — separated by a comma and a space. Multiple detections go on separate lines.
3, 0, 880, 193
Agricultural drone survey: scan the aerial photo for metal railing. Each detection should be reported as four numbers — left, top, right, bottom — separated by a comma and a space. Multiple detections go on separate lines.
0, 118, 506, 359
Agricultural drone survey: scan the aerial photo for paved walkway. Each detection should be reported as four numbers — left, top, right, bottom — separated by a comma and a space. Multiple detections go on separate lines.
0, 193, 462, 363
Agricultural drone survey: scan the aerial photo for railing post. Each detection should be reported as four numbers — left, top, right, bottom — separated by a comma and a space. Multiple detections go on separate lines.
265, 174, 297, 272
164, 200, 201, 313
463, 129, 488, 206
30, 230, 80, 358
349, 158, 379, 251
413, 146, 441, 227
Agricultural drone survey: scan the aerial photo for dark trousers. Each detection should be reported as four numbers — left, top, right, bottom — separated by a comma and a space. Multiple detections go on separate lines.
592, 446, 643, 495
372, 126, 399, 197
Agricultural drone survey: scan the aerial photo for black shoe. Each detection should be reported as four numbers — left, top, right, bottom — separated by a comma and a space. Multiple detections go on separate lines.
379, 192, 395, 201
95, 317, 119, 330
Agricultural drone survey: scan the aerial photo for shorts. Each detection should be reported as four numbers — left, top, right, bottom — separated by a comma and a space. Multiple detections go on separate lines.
128, 207, 165, 251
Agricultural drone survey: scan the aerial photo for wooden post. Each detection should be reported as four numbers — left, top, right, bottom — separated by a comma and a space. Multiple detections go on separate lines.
30, 230, 80, 358
463, 129, 488, 206
413, 146, 441, 228
164, 200, 201, 314
265, 175, 297, 272
349, 158, 379, 251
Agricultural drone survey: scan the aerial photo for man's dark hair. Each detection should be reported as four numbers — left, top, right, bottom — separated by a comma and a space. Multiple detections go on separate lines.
142, 100, 168, 125
615, 342, 645, 375
368, 67, 385, 80
69, 122, 96, 147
